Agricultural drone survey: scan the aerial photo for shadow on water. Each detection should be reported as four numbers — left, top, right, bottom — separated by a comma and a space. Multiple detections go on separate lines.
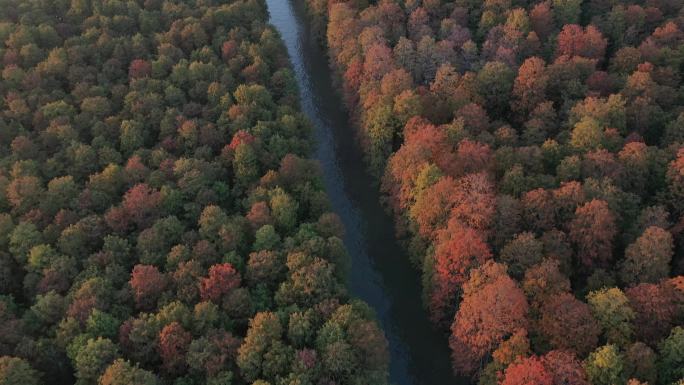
265, 1, 471, 384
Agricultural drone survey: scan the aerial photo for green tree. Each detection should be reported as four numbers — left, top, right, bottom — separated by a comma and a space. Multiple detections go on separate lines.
233, 143, 259, 188
42, 176, 78, 215
237, 312, 283, 382
570, 117, 604, 152
269, 189, 298, 233
253, 226, 281, 252
587, 288, 635, 347
0, 356, 42, 385
28, 291, 66, 327
619, 226, 673, 285
657, 327, 684, 385
9, 222, 43, 264
187, 330, 241, 377
477, 61, 515, 116
119, 120, 145, 156
85, 310, 120, 340
73, 338, 119, 385
585, 345, 626, 385
553, 0, 581, 25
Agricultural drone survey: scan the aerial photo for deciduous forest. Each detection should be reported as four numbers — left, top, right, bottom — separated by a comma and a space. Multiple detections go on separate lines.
0, 1, 389, 384
303, 0, 684, 384
1, 0, 683, 384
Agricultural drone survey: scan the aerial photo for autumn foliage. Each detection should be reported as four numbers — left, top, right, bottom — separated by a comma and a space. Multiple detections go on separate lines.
449, 262, 528, 374
130, 265, 167, 310
500, 356, 552, 385
0, 1, 391, 385
307, 0, 684, 381
199, 263, 241, 303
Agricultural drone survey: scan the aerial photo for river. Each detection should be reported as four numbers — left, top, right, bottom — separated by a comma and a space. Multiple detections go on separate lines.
265, 1, 468, 384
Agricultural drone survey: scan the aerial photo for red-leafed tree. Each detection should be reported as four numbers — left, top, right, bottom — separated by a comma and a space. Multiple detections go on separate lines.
521, 188, 556, 232
530, 1, 553, 41
130, 264, 167, 310
408, 7, 431, 41
122, 183, 162, 228
557, 25, 608, 61
363, 43, 394, 82
246, 201, 273, 230
454, 140, 493, 177
410, 176, 459, 239
158, 322, 192, 373
380, 68, 413, 98
449, 261, 528, 374
538, 293, 601, 356
512, 56, 549, 119
455, 103, 490, 135
568, 199, 617, 268
105, 206, 131, 234
124, 155, 149, 184
229, 130, 256, 151
342, 57, 364, 107
429, 221, 492, 325
221, 40, 238, 62
448, 173, 496, 233
199, 263, 241, 303
541, 350, 590, 385
625, 282, 678, 342
129, 59, 151, 79
501, 356, 553, 385
552, 181, 586, 224
382, 118, 456, 214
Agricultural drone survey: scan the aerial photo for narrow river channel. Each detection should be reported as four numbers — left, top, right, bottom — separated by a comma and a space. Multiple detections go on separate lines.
265, 2, 468, 384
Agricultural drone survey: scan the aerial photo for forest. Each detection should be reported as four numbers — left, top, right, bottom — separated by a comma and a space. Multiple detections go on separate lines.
0, 0, 390, 384
302, 0, 684, 384
1, 0, 684, 384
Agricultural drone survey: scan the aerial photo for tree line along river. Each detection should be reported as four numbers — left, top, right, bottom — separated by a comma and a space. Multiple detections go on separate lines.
264, 1, 469, 384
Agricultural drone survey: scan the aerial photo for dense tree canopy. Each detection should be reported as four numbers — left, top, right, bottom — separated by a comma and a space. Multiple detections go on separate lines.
2, 0, 684, 382
304, 0, 684, 382
0, 1, 389, 384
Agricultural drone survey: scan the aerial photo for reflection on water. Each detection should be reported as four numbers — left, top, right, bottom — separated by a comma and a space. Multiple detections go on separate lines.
264, 1, 470, 385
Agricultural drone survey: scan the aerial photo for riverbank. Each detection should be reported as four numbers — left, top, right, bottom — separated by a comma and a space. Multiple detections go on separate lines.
265, 1, 466, 384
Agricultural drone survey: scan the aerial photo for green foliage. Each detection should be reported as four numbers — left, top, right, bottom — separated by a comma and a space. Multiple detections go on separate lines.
0, 0, 392, 382
9, 222, 43, 264
585, 345, 626, 385
86, 310, 120, 340
253, 225, 281, 252
237, 312, 283, 382
73, 338, 119, 385
570, 117, 604, 152
477, 61, 515, 116
6, 0, 684, 382
587, 288, 635, 347
657, 327, 684, 385
119, 120, 145, 156
0, 356, 42, 385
